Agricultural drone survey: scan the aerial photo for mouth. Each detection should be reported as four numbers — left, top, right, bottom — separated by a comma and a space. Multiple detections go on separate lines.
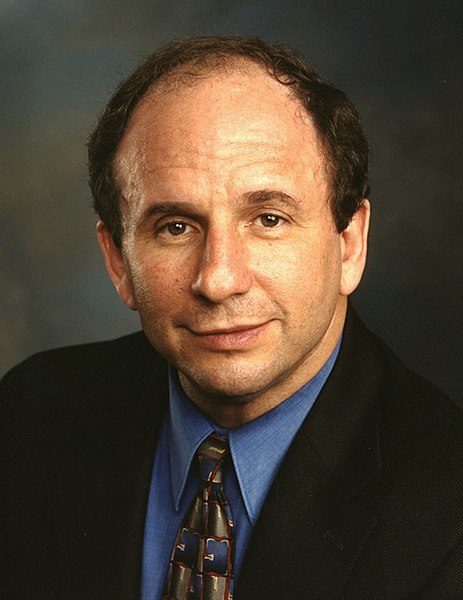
193, 323, 268, 335
184, 321, 273, 350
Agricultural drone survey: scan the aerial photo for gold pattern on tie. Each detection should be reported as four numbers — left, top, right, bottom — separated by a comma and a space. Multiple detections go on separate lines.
163, 434, 234, 599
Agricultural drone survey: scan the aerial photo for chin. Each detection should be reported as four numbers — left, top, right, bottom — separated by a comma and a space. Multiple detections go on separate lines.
178, 363, 275, 404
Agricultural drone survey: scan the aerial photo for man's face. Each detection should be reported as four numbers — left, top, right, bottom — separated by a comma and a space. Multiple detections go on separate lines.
99, 65, 369, 422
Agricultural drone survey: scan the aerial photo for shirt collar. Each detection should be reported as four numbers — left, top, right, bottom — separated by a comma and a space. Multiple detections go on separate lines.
167, 366, 215, 511
167, 338, 341, 519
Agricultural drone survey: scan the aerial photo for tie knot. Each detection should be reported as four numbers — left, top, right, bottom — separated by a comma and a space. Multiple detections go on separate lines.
197, 433, 229, 486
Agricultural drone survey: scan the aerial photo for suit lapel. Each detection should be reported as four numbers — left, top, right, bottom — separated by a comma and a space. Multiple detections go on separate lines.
237, 306, 386, 600
111, 358, 170, 599
46, 337, 170, 599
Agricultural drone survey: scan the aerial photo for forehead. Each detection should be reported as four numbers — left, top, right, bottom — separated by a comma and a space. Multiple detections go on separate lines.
114, 63, 327, 197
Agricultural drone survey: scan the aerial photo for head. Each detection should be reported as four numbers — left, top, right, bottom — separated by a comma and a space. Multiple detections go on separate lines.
88, 36, 369, 249
90, 36, 370, 427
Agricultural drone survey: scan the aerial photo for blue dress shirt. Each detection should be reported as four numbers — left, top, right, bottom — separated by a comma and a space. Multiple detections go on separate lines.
141, 340, 340, 600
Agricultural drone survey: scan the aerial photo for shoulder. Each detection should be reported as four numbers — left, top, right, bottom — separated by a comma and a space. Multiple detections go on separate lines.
1, 331, 163, 386
335, 305, 463, 484
345, 304, 461, 425
341, 310, 463, 592
3, 330, 155, 375
378, 334, 463, 480
347, 308, 463, 505
0, 332, 169, 422
364, 317, 463, 446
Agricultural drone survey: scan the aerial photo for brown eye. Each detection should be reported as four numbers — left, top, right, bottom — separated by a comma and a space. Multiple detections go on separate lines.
166, 222, 188, 235
259, 214, 281, 227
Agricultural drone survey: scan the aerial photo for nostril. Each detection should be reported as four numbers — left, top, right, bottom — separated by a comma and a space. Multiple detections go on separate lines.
191, 235, 252, 302
191, 262, 252, 303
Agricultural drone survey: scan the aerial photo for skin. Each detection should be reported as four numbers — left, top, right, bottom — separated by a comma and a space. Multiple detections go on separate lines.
98, 64, 370, 428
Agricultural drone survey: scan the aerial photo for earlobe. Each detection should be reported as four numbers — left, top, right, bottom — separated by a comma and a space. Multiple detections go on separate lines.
96, 221, 137, 311
339, 200, 370, 296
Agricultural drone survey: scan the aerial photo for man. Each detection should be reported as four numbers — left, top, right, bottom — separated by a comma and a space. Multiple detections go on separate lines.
1, 36, 463, 600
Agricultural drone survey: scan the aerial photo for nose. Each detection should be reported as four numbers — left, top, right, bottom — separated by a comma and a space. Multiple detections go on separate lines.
191, 227, 253, 303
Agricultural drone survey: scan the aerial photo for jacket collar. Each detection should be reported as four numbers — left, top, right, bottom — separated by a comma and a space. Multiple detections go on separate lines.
236, 304, 385, 599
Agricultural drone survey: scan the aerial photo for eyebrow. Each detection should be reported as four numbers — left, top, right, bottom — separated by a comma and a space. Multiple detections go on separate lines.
140, 201, 201, 224
241, 189, 301, 210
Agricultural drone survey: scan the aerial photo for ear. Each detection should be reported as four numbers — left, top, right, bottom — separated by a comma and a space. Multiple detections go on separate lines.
339, 200, 370, 296
96, 221, 137, 311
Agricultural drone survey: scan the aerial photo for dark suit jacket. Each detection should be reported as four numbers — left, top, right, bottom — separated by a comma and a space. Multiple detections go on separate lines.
2, 307, 463, 599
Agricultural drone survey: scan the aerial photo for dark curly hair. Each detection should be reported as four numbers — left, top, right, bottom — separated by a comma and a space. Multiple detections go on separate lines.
88, 35, 369, 248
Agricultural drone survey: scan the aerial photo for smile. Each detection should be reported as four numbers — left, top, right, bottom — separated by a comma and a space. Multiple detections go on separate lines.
185, 321, 273, 351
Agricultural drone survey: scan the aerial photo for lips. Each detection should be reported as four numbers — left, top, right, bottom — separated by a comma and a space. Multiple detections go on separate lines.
184, 320, 273, 351
192, 323, 268, 336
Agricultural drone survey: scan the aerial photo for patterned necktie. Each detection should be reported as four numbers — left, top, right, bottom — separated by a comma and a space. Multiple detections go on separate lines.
163, 433, 234, 600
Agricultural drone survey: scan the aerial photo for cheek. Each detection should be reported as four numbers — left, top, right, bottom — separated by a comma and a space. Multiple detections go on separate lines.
254, 236, 336, 288
129, 253, 192, 315
258, 236, 341, 311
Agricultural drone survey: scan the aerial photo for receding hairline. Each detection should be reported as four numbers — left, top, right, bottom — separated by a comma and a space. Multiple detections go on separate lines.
132, 53, 301, 104
113, 58, 330, 216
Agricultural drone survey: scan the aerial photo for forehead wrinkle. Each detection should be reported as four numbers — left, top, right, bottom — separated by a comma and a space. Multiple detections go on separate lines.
147, 136, 293, 169
118, 145, 301, 195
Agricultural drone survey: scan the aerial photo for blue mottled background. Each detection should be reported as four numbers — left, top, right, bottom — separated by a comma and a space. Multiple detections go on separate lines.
1, 1, 462, 403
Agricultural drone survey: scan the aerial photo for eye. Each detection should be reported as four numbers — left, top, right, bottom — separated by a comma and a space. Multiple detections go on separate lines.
257, 213, 284, 228
161, 221, 191, 236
